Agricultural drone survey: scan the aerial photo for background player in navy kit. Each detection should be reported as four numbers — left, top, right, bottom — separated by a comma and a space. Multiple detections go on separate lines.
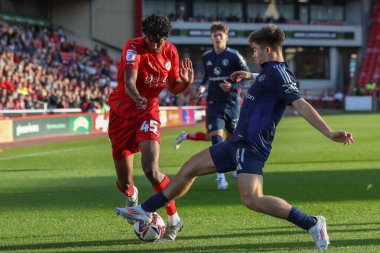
117, 24, 354, 249
174, 22, 250, 190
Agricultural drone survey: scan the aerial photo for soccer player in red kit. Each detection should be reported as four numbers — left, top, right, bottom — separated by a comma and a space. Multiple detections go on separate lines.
109, 13, 193, 240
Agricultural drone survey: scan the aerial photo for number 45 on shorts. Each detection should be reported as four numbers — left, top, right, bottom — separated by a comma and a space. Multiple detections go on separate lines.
140, 120, 159, 135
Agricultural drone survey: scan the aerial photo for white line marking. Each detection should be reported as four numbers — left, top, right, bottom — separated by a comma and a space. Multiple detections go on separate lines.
0, 147, 92, 161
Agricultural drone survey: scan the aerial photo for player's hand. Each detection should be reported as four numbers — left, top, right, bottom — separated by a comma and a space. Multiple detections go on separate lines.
230, 71, 252, 81
220, 80, 232, 92
135, 96, 147, 110
329, 130, 355, 145
180, 58, 194, 85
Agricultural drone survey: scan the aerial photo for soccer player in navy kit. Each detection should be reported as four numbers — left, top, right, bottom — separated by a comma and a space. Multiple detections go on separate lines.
116, 24, 354, 249
174, 22, 250, 190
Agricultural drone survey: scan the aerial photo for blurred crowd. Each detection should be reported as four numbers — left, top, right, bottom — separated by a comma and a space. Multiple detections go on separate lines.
0, 20, 207, 112
0, 20, 115, 112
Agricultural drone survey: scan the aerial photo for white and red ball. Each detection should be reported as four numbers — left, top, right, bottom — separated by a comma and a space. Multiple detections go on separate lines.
134, 212, 166, 242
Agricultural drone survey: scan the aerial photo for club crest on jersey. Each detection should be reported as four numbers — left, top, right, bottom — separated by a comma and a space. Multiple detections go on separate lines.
257, 74, 266, 82
213, 67, 221, 75
222, 59, 229, 66
165, 61, 171, 71
126, 49, 137, 61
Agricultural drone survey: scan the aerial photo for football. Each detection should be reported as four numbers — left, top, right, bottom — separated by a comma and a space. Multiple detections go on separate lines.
134, 212, 166, 242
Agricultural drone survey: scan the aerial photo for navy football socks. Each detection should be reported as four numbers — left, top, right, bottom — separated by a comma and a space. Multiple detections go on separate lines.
287, 206, 317, 230
141, 191, 169, 213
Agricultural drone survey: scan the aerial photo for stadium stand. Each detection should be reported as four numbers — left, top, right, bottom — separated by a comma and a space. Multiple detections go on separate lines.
357, 0, 380, 96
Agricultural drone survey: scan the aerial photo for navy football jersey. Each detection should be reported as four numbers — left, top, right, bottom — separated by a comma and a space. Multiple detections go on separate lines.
230, 61, 302, 161
202, 47, 250, 103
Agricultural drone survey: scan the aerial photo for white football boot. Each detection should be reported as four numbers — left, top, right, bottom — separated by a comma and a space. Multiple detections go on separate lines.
160, 219, 184, 241
308, 215, 330, 250
173, 131, 187, 150
114, 205, 152, 224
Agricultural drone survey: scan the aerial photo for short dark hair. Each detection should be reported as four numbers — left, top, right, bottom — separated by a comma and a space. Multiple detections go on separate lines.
210, 21, 228, 34
142, 13, 172, 42
248, 24, 285, 49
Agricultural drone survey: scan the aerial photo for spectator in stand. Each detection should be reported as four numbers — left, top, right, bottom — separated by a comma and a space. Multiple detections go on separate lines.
365, 81, 377, 95
333, 90, 344, 109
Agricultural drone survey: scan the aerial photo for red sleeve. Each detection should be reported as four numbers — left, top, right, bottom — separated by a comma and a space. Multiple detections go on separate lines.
123, 41, 140, 70
169, 44, 180, 82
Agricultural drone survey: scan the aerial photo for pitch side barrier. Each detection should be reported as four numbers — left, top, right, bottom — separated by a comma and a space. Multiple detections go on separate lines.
0, 106, 206, 144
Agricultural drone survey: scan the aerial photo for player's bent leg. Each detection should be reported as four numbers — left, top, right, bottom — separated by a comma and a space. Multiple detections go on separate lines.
163, 147, 218, 200
114, 156, 138, 225
237, 173, 328, 249
139, 140, 165, 185
237, 173, 292, 219
210, 130, 228, 190
139, 139, 183, 239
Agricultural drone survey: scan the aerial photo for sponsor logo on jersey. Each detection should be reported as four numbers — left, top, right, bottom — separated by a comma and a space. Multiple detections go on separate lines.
145, 75, 168, 87
165, 61, 171, 71
206, 60, 212, 66
222, 59, 229, 66
213, 67, 221, 76
244, 93, 255, 101
282, 82, 299, 94
126, 49, 137, 61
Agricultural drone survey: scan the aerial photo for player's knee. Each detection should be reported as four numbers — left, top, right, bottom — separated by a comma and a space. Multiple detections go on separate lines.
242, 195, 263, 212
143, 167, 161, 182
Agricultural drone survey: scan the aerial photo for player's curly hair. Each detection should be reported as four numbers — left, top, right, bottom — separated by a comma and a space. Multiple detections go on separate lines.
142, 13, 172, 42
248, 24, 285, 49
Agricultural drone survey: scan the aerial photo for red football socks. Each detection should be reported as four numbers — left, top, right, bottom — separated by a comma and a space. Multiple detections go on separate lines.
187, 132, 206, 141
116, 180, 135, 197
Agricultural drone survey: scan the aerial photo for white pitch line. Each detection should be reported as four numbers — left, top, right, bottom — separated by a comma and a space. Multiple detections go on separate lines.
0, 147, 92, 161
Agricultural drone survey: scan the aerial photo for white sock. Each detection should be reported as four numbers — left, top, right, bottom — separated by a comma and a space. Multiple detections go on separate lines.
168, 212, 180, 226
217, 173, 225, 180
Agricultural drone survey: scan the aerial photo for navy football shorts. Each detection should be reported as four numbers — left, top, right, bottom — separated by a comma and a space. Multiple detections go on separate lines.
207, 103, 239, 133
209, 141, 265, 175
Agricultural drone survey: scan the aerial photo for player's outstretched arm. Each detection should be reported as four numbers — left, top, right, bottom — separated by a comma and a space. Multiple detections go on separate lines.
230, 71, 259, 82
292, 98, 354, 145
230, 71, 252, 81
169, 58, 194, 95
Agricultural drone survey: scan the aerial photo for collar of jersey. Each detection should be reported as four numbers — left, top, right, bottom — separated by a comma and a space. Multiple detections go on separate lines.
261, 61, 285, 68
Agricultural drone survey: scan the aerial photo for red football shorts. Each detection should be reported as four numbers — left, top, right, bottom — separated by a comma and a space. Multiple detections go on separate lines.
108, 110, 161, 160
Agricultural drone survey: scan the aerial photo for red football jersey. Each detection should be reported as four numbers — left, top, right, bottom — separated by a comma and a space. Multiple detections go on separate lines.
109, 37, 180, 119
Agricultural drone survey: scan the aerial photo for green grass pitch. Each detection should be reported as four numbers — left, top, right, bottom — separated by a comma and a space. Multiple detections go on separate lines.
0, 113, 379, 252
